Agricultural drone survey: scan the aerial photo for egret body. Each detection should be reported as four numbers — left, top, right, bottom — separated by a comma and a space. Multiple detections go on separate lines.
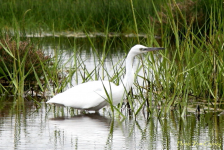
46, 45, 164, 110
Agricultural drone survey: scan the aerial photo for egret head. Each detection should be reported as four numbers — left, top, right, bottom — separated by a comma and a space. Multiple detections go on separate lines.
130, 44, 164, 56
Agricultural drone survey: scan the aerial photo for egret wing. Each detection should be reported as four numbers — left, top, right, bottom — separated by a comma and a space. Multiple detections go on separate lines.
47, 81, 117, 110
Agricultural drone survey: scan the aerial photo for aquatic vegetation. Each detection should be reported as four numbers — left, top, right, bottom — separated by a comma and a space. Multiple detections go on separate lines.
139, 0, 224, 116
151, 0, 223, 37
0, 36, 50, 95
0, 0, 164, 33
0, 0, 224, 117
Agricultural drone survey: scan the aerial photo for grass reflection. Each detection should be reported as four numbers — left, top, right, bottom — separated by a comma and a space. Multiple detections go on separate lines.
0, 100, 223, 149
48, 107, 223, 149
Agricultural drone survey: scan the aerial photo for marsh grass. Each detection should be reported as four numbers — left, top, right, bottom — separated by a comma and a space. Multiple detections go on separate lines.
1, 0, 224, 118
48, 28, 224, 117
0, 35, 50, 97
145, 0, 224, 115
0, 0, 165, 33
151, 0, 224, 38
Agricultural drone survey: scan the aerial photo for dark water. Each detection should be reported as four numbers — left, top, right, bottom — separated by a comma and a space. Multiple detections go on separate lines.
0, 36, 224, 149
0, 99, 223, 150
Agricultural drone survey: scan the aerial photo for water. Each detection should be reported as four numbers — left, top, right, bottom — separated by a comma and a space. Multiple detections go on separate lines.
0, 100, 223, 150
0, 36, 224, 149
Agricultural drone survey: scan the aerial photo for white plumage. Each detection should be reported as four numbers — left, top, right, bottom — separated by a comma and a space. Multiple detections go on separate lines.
46, 44, 164, 110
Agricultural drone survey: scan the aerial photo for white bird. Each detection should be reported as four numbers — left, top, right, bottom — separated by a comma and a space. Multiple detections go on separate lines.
46, 44, 164, 111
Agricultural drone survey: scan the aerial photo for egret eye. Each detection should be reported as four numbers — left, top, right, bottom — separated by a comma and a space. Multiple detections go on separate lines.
139, 48, 143, 51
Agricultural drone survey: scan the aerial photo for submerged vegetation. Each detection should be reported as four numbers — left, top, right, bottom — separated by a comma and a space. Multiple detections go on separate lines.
0, 0, 224, 117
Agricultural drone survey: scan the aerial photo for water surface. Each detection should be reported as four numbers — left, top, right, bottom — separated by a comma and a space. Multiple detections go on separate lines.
0, 100, 223, 150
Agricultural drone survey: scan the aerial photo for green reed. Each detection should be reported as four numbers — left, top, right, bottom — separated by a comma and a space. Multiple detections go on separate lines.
0, 33, 50, 99
0, 0, 165, 33
1, 0, 224, 117
144, 0, 224, 115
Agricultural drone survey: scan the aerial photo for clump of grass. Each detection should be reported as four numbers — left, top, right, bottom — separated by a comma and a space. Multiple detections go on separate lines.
142, 0, 224, 116
152, 1, 202, 30
151, 0, 223, 38
0, 36, 50, 81
0, 36, 50, 95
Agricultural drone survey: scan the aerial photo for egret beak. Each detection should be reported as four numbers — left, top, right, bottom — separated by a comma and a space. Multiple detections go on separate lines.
143, 47, 165, 52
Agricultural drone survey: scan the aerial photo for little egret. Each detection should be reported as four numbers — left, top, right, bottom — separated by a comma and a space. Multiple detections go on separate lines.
46, 44, 164, 111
